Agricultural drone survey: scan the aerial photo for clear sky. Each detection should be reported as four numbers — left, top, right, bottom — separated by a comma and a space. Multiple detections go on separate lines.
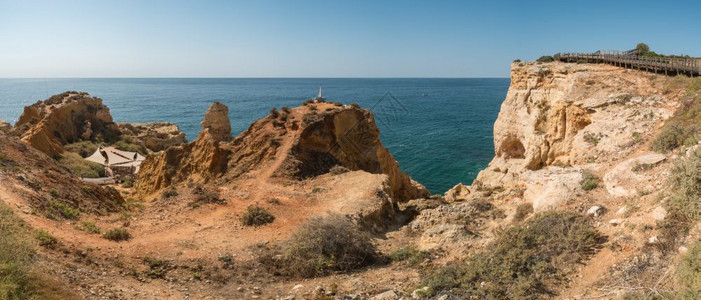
1, 0, 700, 78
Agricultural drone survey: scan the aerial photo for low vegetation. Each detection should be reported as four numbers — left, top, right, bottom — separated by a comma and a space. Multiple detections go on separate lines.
78, 221, 101, 234
387, 245, 429, 267
260, 214, 378, 278
161, 188, 178, 199
650, 89, 699, 153
421, 211, 605, 298
112, 137, 147, 156
512, 203, 533, 222
241, 206, 275, 226
1, 203, 78, 299
189, 188, 225, 208
580, 170, 600, 191
103, 228, 131, 241
58, 152, 105, 178
654, 149, 700, 255
536, 55, 554, 63
675, 241, 700, 297
46, 201, 79, 220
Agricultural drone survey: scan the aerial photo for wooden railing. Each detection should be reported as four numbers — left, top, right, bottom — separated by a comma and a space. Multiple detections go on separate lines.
554, 51, 700, 77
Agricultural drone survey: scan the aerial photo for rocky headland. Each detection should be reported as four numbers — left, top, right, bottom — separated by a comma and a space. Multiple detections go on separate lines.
0, 61, 698, 299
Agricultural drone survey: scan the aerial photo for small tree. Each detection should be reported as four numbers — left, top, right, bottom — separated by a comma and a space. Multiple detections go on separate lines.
636, 43, 650, 55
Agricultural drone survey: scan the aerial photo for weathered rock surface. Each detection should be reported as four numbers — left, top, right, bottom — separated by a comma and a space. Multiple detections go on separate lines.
12, 92, 120, 157
137, 101, 428, 201
118, 122, 187, 152
0, 134, 124, 214
135, 103, 231, 193
603, 153, 666, 197
0, 120, 11, 133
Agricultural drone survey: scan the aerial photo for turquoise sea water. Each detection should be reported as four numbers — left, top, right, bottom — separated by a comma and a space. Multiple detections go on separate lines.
0, 78, 509, 193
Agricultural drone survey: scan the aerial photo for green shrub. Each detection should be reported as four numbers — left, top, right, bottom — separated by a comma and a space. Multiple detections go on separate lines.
78, 221, 101, 234
112, 137, 147, 155
58, 152, 105, 178
387, 246, 429, 267
49, 188, 60, 198
48, 201, 79, 220
161, 188, 178, 199
0, 203, 78, 299
143, 258, 171, 279
676, 241, 701, 296
421, 211, 605, 298
667, 148, 700, 222
241, 206, 275, 226
121, 177, 134, 188
580, 170, 600, 191
583, 132, 601, 146
103, 228, 131, 241
64, 141, 99, 157
650, 98, 699, 153
260, 214, 378, 277
36, 231, 57, 249
536, 55, 555, 63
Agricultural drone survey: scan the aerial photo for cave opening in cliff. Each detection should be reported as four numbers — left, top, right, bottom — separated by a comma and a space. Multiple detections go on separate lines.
498, 136, 526, 159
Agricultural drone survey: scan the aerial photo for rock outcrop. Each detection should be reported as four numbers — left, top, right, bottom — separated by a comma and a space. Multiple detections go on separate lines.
0, 134, 124, 214
135, 103, 232, 193
474, 62, 676, 201
118, 122, 187, 152
0, 120, 11, 133
136, 101, 428, 201
12, 92, 120, 157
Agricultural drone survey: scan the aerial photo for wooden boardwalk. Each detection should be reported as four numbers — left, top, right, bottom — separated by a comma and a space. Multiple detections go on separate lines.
554, 51, 700, 77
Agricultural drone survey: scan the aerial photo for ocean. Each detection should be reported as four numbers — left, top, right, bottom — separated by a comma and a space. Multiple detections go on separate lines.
0, 78, 509, 194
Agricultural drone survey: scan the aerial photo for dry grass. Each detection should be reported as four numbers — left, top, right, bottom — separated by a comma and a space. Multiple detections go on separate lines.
259, 214, 378, 278
421, 211, 605, 298
1, 203, 79, 299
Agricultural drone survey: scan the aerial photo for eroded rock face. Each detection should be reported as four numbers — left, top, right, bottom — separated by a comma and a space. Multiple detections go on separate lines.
12, 92, 120, 157
475, 62, 674, 190
137, 101, 428, 202
118, 122, 187, 152
201, 102, 232, 142
0, 120, 10, 133
0, 134, 124, 214
135, 103, 231, 194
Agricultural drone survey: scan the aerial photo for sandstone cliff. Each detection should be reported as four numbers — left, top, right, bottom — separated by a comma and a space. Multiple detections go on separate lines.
117, 122, 187, 152
136, 101, 428, 201
0, 134, 124, 215
12, 92, 120, 157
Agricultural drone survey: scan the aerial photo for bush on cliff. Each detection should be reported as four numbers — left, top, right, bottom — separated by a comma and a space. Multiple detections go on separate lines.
650, 97, 699, 153
421, 211, 605, 298
58, 152, 105, 178
536, 55, 554, 63
259, 214, 378, 278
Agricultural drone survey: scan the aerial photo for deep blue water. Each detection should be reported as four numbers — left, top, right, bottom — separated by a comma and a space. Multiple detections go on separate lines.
0, 78, 508, 193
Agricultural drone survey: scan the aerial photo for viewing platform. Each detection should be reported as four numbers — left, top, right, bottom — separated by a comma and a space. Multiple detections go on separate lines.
555, 50, 700, 77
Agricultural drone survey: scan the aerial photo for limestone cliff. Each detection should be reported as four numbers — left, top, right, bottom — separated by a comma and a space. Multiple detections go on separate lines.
12, 92, 120, 157
472, 62, 678, 206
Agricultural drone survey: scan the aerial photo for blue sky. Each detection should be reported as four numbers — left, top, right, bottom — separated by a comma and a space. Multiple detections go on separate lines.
1, 0, 700, 78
